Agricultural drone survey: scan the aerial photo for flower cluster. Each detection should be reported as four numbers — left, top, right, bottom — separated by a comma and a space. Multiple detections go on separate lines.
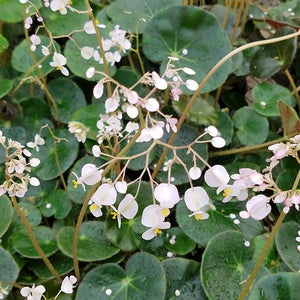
0, 131, 40, 198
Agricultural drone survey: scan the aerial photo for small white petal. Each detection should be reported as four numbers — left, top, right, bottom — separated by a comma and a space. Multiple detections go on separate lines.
115, 181, 127, 194
145, 98, 159, 112
93, 81, 104, 99
186, 79, 198, 91
188, 167, 201, 180
29, 158, 40, 167
126, 105, 138, 119
86, 67, 95, 78
182, 67, 195, 75
92, 145, 101, 157
212, 137, 226, 148
30, 177, 40, 186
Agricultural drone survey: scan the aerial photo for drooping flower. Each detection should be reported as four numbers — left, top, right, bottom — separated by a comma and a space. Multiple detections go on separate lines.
50, 52, 69, 76
26, 134, 45, 152
111, 194, 138, 227
91, 183, 117, 207
184, 187, 210, 220
152, 71, 167, 90
68, 121, 89, 143
141, 205, 170, 240
72, 164, 102, 191
20, 284, 46, 300
154, 183, 180, 209
188, 167, 201, 180
204, 165, 230, 194
50, 0, 71, 15
61, 275, 77, 294
239, 195, 271, 220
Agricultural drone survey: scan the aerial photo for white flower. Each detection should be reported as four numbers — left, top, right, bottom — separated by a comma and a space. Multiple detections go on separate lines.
41, 46, 50, 56
124, 89, 138, 104
86, 67, 96, 79
205, 125, 218, 137
182, 67, 196, 75
29, 158, 40, 167
150, 124, 164, 140
125, 122, 139, 133
50, 0, 70, 15
184, 187, 210, 220
105, 97, 120, 113
111, 194, 138, 228
72, 164, 102, 191
68, 121, 89, 143
92, 145, 101, 157
126, 105, 138, 119
93, 81, 104, 98
239, 195, 271, 220
19, 0, 28, 3
152, 71, 167, 90
91, 183, 117, 207
50, 53, 69, 76
154, 183, 180, 208
141, 205, 170, 240
211, 137, 226, 148
115, 181, 127, 194
26, 134, 45, 152
188, 166, 201, 180
145, 98, 159, 112
81, 46, 94, 60
24, 17, 33, 29
185, 79, 198, 91
61, 275, 77, 294
20, 284, 46, 300
204, 165, 230, 194
30, 177, 40, 186
84, 20, 106, 34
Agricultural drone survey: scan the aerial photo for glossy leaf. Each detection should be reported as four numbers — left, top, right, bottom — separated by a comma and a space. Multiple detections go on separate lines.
0, 195, 13, 238
0, 79, 12, 98
57, 221, 119, 261
75, 252, 166, 300
278, 100, 300, 136
143, 6, 231, 94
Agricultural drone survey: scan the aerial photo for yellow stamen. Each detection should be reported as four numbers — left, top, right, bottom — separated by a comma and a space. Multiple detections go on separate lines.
161, 208, 170, 217
111, 212, 118, 219
154, 228, 162, 236
96, 20, 99, 24
195, 214, 203, 220
69, 1, 72, 4
72, 180, 78, 188
56, 66, 61, 70
91, 204, 98, 211
223, 187, 233, 197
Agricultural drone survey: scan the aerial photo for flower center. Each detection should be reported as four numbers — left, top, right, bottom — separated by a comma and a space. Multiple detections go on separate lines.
154, 228, 162, 236
111, 212, 118, 219
223, 187, 233, 197
72, 180, 78, 188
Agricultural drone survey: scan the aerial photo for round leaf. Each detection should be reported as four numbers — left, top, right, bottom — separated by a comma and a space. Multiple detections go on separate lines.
0, 195, 13, 238
162, 258, 206, 300
216, 110, 233, 146
275, 221, 300, 272
17, 202, 42, 226
40, 189, 71, 219
47, 78, 86, 123
0, 246, 19, 297
176, 200, 263, 247
57, 221, 119, 262
11, 226, 57, 258
233, 106, 269, 146
106, 0, 181, 34
252, 83, 296, 117
249, 272, 300, 300
75, 252, 166, 300
33, 128, 79, 180
143, 6, 231, 93
201, 230, 270, 300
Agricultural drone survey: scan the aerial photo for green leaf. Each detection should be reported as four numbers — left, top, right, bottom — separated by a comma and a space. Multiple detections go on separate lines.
11, 37, 60, 77
176, 201, 263, 247
0, 34, 9, 53
162, 258, 207, 300
57, 221, 119, 261
163, 227, 196, 255
173, 97, 219, 125
276, 169, 300, 191
0, 246, 19, 298
47, 78, 86, 123
39, 189, 71, 219
0, 195, 13, 238
250, 27, 297, 78
0, 79, 12, 97
0, 0, 41, 22
252, 83, 296, 117
216, 110, 233, 146
275, 221, 300, 272
233, 106, 269, 146
249, 272, 300, 300
33, 128, 79, 180
11, 226, 57, 258
155, 124, 207, 185
201, 230, 270, 300
28, 252, 74, 280
17, 202, 42, 226
71, 103, 106, 140
75, 252, 166, 300
39, 0, 89, 36
106, 0, 182, 34
143, 6, 231, 93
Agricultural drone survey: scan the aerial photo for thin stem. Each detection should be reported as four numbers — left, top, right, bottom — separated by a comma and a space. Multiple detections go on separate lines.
84, 0, 112, 97
73, 127, 144, 281
11, 197, 61, 282
240, 0, 250, 37
238, 210, 286, 300
151, 30, 300, 180
231, 0, 245, 46
285, 69, 300, 113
